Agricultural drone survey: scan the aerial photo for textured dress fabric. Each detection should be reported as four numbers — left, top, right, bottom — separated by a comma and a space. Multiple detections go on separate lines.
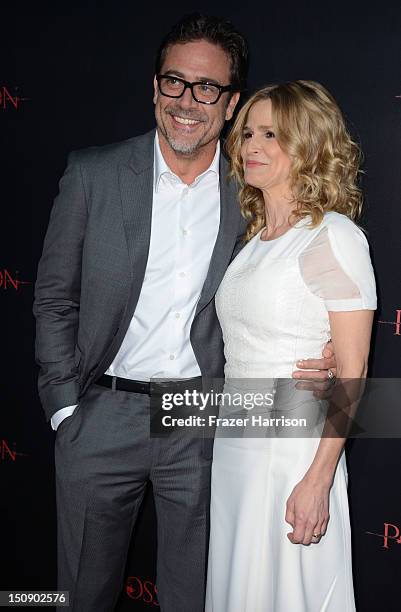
205, 212, 377, 612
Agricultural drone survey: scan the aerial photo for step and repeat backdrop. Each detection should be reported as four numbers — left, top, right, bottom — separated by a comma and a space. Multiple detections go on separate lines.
2, 2, 400, 611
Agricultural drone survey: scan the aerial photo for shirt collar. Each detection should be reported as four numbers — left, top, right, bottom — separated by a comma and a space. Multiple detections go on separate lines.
153, 130, 220, 193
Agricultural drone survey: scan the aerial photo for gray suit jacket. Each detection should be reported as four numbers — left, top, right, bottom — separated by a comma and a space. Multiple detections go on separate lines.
33, 128, 247, 423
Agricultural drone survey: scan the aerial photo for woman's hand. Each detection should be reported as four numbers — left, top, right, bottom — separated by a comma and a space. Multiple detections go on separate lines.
285, 475, 332, 545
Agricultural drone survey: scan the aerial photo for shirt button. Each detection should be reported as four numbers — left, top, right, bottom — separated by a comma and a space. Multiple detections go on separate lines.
175, 312, 181, 318
169, 354, 175, 360
182, 229, 189, 236
182, 187, 189, 196
178, 271, 186, 278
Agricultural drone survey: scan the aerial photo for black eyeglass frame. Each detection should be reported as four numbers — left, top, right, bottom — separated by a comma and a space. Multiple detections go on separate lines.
156, 74, 233, 105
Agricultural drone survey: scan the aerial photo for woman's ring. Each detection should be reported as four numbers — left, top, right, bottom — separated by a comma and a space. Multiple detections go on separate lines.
327, 368, 335, 380
312, 533, 321, 539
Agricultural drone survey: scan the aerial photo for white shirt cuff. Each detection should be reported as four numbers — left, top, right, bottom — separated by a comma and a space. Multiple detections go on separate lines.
50, 405, 78, 431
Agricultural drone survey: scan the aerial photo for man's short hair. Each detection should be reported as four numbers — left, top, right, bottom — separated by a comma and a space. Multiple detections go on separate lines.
155, 13, 249, 92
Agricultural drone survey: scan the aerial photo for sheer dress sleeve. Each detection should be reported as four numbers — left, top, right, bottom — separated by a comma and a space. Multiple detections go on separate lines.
299, 217, 377, 312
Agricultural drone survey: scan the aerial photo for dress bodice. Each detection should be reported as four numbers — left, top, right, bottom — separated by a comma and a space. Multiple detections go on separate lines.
215, 212, 377, 378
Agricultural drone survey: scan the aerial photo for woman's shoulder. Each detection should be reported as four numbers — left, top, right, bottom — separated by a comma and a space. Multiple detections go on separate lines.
313, 212, 368, 249
312, 212, 373, 276
319, 211, 365, 235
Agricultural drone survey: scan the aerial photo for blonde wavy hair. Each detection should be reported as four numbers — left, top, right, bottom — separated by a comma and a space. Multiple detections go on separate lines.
226, 80, 363, 241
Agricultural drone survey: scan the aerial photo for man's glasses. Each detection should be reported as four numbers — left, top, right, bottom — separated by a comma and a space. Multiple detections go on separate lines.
156, 74, 233, 105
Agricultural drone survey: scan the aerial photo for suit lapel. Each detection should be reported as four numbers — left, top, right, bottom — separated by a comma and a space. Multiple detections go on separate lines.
195, 154, 240, 316
118, 129, 155, 313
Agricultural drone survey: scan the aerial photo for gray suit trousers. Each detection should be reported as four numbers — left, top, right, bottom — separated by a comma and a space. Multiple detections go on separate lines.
55, 381, 212, 611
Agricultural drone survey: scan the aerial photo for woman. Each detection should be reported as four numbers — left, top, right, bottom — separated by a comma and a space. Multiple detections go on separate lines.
205, 81, 376, 611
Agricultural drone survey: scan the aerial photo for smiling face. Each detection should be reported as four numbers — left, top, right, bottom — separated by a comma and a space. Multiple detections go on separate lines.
153, 39, 239, 156
241, 99, 292, 197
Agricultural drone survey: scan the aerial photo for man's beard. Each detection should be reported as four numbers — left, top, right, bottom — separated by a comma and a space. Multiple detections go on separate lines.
157, 106, 221, 156
164, 132, 205, 155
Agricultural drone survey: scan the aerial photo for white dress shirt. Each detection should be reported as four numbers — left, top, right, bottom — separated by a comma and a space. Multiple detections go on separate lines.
51, 132, 221, 430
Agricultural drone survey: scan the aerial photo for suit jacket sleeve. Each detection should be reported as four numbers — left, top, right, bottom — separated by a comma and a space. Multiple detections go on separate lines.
33, 151, 88, 422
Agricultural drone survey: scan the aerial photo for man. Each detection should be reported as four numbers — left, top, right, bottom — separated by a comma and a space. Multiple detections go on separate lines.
33, 13, 336, 612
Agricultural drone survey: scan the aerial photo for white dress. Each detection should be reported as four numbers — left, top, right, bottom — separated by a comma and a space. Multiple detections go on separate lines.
205, 212, 377, 612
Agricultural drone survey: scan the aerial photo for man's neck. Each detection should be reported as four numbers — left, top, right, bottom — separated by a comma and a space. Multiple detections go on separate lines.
157, 130, 219, 185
